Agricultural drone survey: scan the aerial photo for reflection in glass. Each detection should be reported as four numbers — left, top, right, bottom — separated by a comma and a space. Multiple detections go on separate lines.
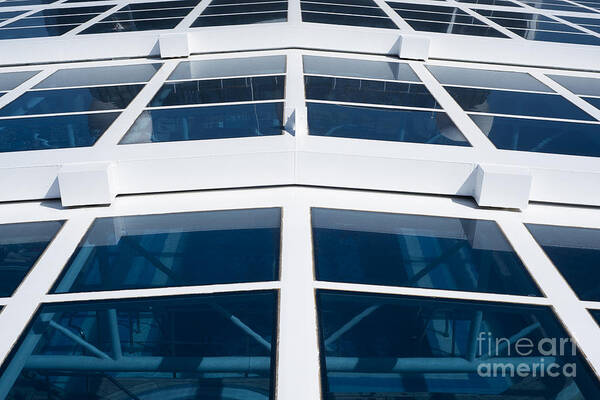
51, 208, 281, 293
0, 291, 277, 399
312, 208, 538, 295
122, 102, 283, 144
446, 86, 595, 120
318, 290, 600, 399
548, 74, 600, 97
472, 115, 600, 157
0, 71, 39, 92
192, 11, 287, 27
0, 112, 119, 152
305, 76, 441, 108
428, 65, 552, 92
528, 224, 600, 301
149, 75, 285, 107
0, 85, 143, 116
303, 55, 419, 82
36, 64, 161, 89
307, 102, 469, 146
0, 221, 62, 297
169, 55, 286, 81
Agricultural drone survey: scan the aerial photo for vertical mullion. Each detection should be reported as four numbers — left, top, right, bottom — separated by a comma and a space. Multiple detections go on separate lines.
276, 190, 321, 399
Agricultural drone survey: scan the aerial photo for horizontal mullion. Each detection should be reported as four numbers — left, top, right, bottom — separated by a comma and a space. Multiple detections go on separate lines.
306, 98, 442, 113
145, 98, 285, 110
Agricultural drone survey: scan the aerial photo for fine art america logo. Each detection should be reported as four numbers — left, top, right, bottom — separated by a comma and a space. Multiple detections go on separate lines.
476, 331, 577, 378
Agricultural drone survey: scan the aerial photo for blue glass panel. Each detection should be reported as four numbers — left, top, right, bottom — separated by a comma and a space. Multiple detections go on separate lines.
301, 2, 387, 16
301, 11, 397, 28
509, 29, 600, 46
561, 16, 600, 34
0, 291, 277, 399
107, 8, 194, 20
303, 55, 419, 82
204, 2, 288, 14
527, 224, 600, 301
0, 221, 62, 297
0, 112, 119, 152
446, 86, 595, 120
318, 290, 600, 399
312, 208, 538, 295
0, 85, 143, 116
521, 0, 588, 12
124, 0, 200, 10
0, 25, 77, 39
305, 76, 441, 109
36, 64, 161, 89
6, 14, 97, 27
0, 11, 25, 20
309, 0, 381, 6
30, 5, 112, 16
192, 11, 287, 26
211, 0, 286, 4
307, 102, 469, 146
149, 75, 285, 107
548, 74, 600, 97
0, 71, 38, 91
458, 0, 520, 7
51, 208, 281, 294
472, 115, 600, 157
428, 65, 552, 92
169, 55, 286, 81
121, 102, 283, 144
584, 96, 600, 109
0, 0, 56, 6
81, 18, 182, 34
590, 310, 600, 326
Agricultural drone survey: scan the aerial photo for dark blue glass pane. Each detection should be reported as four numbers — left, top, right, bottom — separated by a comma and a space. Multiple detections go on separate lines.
30, 5, 112, 16
308, 0, 379, 6
150, 75, 285, 107
0, 221, 62, 297
527, 224, 600, 301
204, 2, 288, 14
0, 85, 143, 116
301, 2, 387, 16
305, 76, 441, 109
590, 310, 600, 326
446, 86, 596, 120
0, 70, 38, 91
458, 0, 520, 7
318, 290, 600, 399
404, 20, 509, 37
509, 29, 600, 46
192, 11, 287, 26
301, 11, 397, 28
473, 115, 600, 157
521, 0, 587, 12
0, 11, 26, 20
312, 208, 538, 295
106, 8, 193, 20
0, 25, 77, 39
123, 0, 200, 10
122, 102, 283, 144
307, 102, 469, 146
51, 208, 281, 294
0, 113, 119, 152
81, 18, 182, 33
388, 1, 462, 13
0, 291, 277, 399
584, 96, 600, 110
6, 14, 96, 27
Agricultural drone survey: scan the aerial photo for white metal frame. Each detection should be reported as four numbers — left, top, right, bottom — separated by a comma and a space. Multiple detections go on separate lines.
0, 48, 599, 207
0, 186, 598, 398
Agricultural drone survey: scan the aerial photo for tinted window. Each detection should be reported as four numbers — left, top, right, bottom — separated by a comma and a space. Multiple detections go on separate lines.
307, 102, 469, 146
0, 221, 63, 297
312, 208, 539, 295
122, 102, 283, 144
527, 224, 600, 301
318, 290, 600, 399
52, 208, 281, 293
0, 291, 277, 399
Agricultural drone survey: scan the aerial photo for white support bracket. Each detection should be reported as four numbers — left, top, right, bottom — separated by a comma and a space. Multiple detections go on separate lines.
159, 32, 190, 58
473, 164, 532, 210
398, 34, 430, 61
58, 162, 117, 207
